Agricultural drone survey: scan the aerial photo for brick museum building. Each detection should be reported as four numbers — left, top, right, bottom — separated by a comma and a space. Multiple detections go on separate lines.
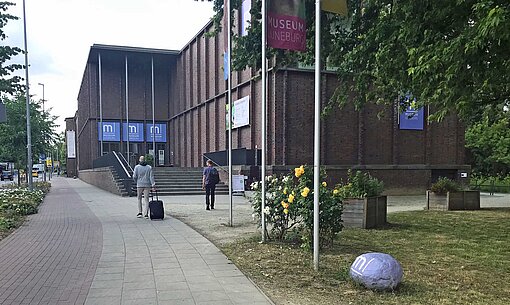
66, 20, 469, 194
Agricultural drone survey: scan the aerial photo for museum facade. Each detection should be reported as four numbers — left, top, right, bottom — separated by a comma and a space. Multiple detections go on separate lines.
66, 20, 469, 193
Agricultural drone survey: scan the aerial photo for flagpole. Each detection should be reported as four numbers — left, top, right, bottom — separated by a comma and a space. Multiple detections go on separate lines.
313, 0, 321, 271
99, 52, 103, 156
260, 0, 267, 243
227, 0, 233, 227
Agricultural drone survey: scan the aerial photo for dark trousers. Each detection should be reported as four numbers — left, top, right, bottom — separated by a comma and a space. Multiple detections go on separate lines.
205, 184, 216, 208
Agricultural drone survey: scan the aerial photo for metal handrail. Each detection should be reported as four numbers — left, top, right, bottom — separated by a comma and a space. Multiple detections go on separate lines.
202, 154, 229, 174
113, 151, 131, 178
117, 151, 134, 173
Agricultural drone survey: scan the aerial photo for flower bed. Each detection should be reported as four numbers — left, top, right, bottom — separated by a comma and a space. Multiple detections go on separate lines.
0, 182, 50, 232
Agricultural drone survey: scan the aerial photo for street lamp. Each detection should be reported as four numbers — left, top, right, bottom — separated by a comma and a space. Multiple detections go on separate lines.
22, 0, 33, 190
38, 83, 45, 113
38, 82, 47, 181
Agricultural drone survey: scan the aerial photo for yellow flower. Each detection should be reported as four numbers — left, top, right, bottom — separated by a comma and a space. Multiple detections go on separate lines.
333, 189, 339, 195
283, 188, 288, 195
281, 201, 289, 209
322, 181, 327, 187
301, 187, 310, 197
283, 208, 289, 215
294, 165, 305, 178
288, 194, 294, 203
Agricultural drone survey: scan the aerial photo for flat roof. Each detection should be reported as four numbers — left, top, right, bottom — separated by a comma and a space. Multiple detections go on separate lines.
91, 44, 180, 56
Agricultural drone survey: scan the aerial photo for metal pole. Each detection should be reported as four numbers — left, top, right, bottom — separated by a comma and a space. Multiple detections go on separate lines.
227, 0, 233, 227
38, 83, 46, 182
22, 0, 33, 190
99, 52, 103, 156
151, 56, 156, 165
261, 0, 267, 242
313, 0, 321, 271
125, 56, 130, 165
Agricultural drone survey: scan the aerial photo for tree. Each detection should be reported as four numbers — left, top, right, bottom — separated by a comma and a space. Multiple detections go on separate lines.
465, 108, 510, 176
0, 1, 22, 95
0, 94, 57, 171
209, 0, 510, 121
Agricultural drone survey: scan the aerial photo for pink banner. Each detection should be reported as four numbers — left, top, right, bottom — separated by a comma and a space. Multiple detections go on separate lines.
267, 12, 306, 51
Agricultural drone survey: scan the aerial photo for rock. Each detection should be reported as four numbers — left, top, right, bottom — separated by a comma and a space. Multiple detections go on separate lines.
349, 252, 403, 290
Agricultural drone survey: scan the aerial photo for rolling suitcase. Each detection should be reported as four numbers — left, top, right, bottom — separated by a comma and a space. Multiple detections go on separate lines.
149, 190, 164, 220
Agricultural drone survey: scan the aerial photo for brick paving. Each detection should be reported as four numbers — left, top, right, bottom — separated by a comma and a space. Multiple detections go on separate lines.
0, 177, 274, 305
0, 178, 103, 305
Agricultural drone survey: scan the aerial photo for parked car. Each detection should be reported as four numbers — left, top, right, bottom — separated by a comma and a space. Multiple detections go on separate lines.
0, 162, 14, 181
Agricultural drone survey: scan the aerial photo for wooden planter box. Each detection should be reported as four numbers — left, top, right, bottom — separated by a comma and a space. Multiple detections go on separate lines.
426, 190, 480, 211
342, 196, 387, 229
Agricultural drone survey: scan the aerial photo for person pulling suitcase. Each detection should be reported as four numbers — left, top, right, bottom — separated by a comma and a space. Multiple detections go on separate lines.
133, 155, 156, 219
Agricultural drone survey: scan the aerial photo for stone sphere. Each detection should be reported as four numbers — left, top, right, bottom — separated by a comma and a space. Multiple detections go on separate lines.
349, 252, 403, 290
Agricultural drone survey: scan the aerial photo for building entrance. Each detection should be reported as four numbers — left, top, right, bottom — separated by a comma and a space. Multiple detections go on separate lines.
148, 143, 166, 166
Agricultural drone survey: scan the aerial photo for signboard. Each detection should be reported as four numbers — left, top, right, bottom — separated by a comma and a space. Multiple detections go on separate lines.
158, 150, 165, 166
146, 123, 167, 143
122, 122, 144, 142
232, 175, 245, 192
226, 96, 250, 130
399, 106, 424, 130
66, 130, 76, 158
267, 0, 307, 51
98, 122, 121, 141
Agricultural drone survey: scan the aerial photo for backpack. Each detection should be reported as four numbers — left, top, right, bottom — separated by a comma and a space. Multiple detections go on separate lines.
210, 168, 220, 185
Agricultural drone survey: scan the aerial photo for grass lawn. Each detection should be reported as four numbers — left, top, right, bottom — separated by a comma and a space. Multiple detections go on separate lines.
221, 209, 510, 305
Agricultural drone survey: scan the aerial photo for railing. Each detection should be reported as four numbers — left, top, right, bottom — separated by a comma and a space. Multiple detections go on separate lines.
469, 181, 510, 194
202, 154, 229, 175
115, 151, 133, 177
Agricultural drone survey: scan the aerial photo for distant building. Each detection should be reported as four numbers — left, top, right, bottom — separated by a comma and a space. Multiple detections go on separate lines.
67, 22, 469, 193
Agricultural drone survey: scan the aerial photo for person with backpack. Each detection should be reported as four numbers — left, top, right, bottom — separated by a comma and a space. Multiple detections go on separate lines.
202, 160, 219, 210
133, 155, 155, 218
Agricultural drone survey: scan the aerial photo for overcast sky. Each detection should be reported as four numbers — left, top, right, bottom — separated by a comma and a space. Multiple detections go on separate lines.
4, 0, 215, 132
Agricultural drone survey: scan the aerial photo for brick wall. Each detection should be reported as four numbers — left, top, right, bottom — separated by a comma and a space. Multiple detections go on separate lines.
79, 167, 121, 196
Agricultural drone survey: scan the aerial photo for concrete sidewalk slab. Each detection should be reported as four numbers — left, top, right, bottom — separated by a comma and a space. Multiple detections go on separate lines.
65, 178, 273, 305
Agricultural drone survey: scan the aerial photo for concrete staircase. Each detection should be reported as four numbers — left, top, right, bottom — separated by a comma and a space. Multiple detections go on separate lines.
150, 167, 229, 196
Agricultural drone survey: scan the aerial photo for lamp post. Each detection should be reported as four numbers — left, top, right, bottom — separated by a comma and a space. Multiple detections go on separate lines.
38, 82, 47, 181
38, 83, 45, 113
22, 0, 33, 190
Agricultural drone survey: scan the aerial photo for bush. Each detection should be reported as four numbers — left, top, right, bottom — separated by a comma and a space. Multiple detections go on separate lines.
430, 177, 461, 194
335, 170, 384, 199
250, 165, 343, 250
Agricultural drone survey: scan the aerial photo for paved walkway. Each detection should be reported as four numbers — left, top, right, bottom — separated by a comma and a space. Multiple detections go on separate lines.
0, 178, 273, 305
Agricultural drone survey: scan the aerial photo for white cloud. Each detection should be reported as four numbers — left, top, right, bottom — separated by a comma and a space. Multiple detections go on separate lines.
4, 0, 214, 132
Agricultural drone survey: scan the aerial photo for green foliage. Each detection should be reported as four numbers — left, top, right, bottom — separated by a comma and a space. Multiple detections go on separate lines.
0, 2, 22, 95
470, 175, 510, 193
250, 174, 302, 241
209, 0, 510, 121
250, 165, 343, 250
144, 153, 155, 166
430, 177, 462, 194
0, 94, 58, 170
0, 186, 45, 216
335, 170, 384, 199
465, 111, 510, 176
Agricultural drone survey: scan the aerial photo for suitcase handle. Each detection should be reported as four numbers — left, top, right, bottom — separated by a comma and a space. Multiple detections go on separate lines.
150, 189, 159, 201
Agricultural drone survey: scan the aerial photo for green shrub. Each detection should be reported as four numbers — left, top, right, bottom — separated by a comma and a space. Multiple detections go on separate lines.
430, 177, 461, 194
335, 170, 384, 199
250, 165, 343, 250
